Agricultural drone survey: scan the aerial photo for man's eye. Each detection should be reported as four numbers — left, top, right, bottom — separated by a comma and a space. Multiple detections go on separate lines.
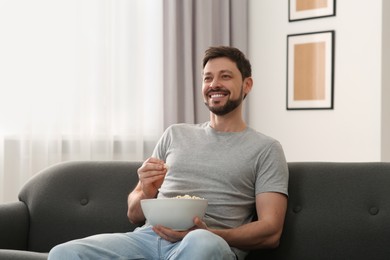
203, 77, 212, 82
222, 74, 231, 79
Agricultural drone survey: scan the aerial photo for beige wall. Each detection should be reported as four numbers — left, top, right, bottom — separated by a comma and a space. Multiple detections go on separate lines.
382, 0, 390, 161
248, 0, 388, 162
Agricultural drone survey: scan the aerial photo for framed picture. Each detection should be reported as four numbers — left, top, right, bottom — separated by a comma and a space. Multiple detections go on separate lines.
287, 30, 335, 110
289, 0, 336, 22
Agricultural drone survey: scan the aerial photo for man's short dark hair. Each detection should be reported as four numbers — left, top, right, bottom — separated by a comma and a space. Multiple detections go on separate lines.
203, 46, 252, 79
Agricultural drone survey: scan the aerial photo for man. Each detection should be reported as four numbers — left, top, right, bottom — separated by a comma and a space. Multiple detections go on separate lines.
49, 46, 288, 260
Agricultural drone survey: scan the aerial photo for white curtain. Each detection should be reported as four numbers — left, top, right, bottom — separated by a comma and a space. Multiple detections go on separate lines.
0, 0, 164, 203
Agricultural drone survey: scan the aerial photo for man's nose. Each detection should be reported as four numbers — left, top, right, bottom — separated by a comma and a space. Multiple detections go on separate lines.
209, 79, 220, 88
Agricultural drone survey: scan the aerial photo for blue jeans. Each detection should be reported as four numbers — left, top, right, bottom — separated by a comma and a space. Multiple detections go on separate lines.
48, 225, 237, 260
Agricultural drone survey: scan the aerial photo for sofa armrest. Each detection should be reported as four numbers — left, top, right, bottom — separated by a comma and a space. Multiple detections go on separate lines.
0, 201, 29, 250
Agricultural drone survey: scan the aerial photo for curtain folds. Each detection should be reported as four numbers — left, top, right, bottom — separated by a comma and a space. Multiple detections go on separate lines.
163, 0, 248, 127
0, 0, 164, 202
0, 0, 248, 203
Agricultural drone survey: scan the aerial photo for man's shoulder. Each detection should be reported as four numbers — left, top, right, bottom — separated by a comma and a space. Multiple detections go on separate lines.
167, 122, 208, 132
246, 126, 279, 144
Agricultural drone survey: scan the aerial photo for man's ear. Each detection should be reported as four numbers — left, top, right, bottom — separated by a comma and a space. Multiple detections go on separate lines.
243, 77, 253, 96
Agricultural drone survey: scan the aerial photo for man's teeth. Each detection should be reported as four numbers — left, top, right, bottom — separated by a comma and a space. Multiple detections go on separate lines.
211, 94, 225, 98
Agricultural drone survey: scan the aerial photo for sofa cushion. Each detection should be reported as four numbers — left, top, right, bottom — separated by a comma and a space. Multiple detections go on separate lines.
0, 249, 48, 260
18, 161, 143, 252
248, 162, 390, 259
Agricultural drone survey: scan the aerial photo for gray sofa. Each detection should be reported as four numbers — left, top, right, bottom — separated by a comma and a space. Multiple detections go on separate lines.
1, 161, 390, 259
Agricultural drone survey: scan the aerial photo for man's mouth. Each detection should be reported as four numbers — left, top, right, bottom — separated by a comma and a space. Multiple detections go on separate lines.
209, 93, 227, 99
207, 89, 229, 100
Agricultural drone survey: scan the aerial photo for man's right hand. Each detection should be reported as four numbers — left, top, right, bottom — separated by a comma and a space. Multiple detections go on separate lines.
127, 157, 167, 224
137, 157, 167, 198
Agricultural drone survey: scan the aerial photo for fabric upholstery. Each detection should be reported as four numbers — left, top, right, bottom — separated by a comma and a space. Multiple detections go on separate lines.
1, 161, 390, 260
248, 162, 390, 259
2, 161, 142, 259
0, 250, 48, 260
0, 201, 28, 250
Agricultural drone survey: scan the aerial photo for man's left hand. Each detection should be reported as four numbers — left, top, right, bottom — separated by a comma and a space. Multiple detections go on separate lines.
152, 217, 207, 242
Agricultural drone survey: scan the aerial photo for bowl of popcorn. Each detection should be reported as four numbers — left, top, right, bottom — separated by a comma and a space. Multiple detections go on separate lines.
140, 195, 208, 231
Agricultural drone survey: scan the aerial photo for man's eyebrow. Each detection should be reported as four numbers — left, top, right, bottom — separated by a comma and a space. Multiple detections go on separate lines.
202, 70, 233, 76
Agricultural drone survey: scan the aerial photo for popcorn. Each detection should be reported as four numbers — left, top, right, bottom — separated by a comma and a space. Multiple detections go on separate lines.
175, 194, 204, 199
163, 163, 169, 170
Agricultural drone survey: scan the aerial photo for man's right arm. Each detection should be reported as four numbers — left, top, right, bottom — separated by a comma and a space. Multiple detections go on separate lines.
127, 157, 167, 224
127, 182, 147, 224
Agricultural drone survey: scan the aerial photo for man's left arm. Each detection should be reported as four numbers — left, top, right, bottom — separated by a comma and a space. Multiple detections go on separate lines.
212, 192, 287, 250
152, 191, 287, 250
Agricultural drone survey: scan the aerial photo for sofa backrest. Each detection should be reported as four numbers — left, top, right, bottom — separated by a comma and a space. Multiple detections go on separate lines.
18, 161, 390, 258
248, 162, 390, 260
18, 161, 143, 253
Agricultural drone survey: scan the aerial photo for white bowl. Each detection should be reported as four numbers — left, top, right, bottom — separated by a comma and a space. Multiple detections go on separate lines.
140, 198, 208, 231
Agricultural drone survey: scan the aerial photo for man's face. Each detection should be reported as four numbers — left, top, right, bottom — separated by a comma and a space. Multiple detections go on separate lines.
202, 57, 245, 116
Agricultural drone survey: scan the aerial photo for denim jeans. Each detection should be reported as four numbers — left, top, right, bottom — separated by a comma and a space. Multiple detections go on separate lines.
48, 225, 237, 260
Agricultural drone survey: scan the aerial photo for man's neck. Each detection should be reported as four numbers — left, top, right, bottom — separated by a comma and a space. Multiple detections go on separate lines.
209, 110, 247, 132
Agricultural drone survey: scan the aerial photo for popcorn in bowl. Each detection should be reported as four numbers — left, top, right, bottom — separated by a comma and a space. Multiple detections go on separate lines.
174, 194, 204, 199
141, 195, 208, 230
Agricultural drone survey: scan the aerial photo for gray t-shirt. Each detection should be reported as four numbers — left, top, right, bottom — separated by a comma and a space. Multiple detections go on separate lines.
153, 122, 288, 227
152, 122, 288, 258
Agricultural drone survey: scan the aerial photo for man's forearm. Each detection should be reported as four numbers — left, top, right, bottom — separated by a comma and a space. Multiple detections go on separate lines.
211, 220, 283, 250
127, 186, 147, 224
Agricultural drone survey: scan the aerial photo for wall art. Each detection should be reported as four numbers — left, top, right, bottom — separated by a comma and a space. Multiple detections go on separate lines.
289, 0, 336, 22
287, 30, 335, 110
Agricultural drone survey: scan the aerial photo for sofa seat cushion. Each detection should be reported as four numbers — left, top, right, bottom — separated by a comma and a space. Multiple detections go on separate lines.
0, 249, 48, 260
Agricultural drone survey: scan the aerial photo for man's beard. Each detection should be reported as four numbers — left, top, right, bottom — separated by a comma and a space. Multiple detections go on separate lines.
204, 87, 244, 116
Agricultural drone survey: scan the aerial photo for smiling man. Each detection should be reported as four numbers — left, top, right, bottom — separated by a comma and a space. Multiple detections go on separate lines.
48, 46, 289, 260
203, 56, 250, 117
